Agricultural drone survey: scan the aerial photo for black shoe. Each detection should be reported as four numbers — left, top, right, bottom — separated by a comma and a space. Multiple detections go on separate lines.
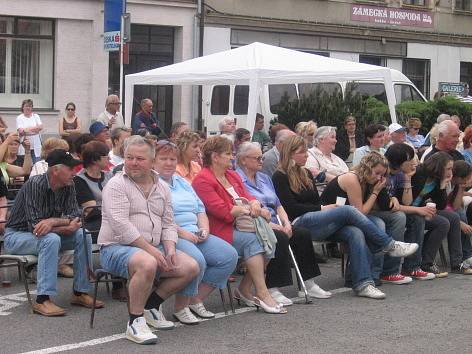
374, 279, 382, 287
422, 263, 448, 278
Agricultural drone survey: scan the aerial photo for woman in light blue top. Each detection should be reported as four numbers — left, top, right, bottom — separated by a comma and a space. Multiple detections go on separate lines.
154, 140, 238, 325
236, 142, 331, 304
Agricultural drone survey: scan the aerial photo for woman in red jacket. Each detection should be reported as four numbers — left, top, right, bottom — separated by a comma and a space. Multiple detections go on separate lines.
192, 136, 286, 314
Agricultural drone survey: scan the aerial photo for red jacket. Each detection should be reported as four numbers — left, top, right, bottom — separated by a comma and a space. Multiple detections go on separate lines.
192, 167, 256, 244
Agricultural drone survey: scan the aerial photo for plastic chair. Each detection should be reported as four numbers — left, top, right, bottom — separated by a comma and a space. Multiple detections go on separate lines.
0, 204, 37, 312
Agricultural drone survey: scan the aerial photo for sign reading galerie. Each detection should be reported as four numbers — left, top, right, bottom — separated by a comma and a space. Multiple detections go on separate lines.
350, 4, 434, 28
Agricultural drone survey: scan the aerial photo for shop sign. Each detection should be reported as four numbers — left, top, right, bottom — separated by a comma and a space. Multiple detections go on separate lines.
351, 4, 434, 28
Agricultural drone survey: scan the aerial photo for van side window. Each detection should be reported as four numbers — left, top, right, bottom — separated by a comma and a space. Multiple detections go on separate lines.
347, 82, 387, 104
211, 85, 230, 115
299, 83, 341, 98
234, 85, 249, 115
394, 84, 423, 104
269, 84, 297, 114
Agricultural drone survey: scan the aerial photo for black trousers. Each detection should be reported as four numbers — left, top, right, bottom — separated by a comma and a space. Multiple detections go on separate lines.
265, 227, 321, 289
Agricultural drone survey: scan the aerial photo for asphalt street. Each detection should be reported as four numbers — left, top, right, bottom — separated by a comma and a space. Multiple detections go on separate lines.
1, 258, 472, 354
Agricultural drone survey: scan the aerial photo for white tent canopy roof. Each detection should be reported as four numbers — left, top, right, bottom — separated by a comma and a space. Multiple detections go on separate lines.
125, 42, 397, 128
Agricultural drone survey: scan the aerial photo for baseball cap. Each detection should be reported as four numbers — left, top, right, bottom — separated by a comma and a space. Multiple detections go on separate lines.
89, 121, 108, 136
388, 123, 407, 134
46, 149, 82, 168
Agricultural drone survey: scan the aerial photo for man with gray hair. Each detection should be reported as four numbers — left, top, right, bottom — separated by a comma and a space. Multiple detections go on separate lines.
95, 94, 124, 130
261, 129, 296, 176
3, 150, 104, 316
218, 116, 236, 141
98, 135, 199, 345
422, 119, 463, 161
132, 98, 161, 136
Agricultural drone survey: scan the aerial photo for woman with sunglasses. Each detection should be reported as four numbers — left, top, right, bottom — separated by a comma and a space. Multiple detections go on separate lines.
59, 102, 82, 138
154, 139, 239, 324
236, 142, 331, 304
193, 136, 287, 314
406, 117, 425, 149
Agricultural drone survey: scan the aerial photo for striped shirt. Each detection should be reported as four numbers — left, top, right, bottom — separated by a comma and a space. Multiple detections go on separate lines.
97, 169, 178, 246
6, 174, 81, 232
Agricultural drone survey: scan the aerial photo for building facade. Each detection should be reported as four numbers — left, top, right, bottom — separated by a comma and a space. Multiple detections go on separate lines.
0, 0, 197, 134
1, 0, 472, 135
204, 0, 472, 101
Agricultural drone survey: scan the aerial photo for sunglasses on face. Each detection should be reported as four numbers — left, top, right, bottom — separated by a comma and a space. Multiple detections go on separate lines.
248, 156, 264, 162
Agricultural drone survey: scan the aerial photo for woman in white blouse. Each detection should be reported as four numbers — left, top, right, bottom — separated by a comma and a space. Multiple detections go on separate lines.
306, 126, 349, 194
16, 99, 43, 163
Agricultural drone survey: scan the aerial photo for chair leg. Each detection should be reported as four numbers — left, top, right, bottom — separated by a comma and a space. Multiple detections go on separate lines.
17, 263, 22, 281
105, 274, 111, 295
439, 244, 448, 268
122, 279, 130, 313
90, 280, 100, 328
226, 281, 235, 314
20, 262, 34, 313
219, 289, 227, 315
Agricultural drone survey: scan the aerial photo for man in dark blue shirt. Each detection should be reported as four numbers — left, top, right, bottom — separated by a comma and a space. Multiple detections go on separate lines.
132, 98, 161, 136
4, 150, 104, 316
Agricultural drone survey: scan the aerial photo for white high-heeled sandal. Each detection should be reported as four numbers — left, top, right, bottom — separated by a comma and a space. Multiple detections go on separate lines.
234, 288, 256, 307
253, 296, 287, 314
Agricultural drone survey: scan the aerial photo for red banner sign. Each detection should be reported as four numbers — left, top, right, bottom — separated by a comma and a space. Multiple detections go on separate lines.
351, 4, 434, 28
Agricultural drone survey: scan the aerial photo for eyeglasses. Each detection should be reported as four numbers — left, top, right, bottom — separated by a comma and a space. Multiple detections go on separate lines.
247, 156, 264, 162
156, 139, 177, 147
110, 102, 121, 105
411, 127, 420, 130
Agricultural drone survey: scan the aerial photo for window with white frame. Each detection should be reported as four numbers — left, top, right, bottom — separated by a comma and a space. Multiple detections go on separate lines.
455, 0, 472, 11
0, 16, 54, 109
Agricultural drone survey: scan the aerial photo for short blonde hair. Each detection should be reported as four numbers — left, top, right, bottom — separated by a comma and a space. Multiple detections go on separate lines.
41, 138, 69, 160
295, 121, 317, 138
176, 131, 200, 162
201, 136, 233, 167
407, 117, 422, 129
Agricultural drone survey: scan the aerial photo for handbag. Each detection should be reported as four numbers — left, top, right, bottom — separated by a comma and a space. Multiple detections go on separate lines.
234, 197, 256, 232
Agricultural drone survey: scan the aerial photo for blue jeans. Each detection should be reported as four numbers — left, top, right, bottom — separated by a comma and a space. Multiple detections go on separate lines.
369, 211, 406, 279
402, 214, 426, 272
294, 206, 394, 290
457, 209, 472, 261
176, 236, 238, 297
4, 227, 92, 296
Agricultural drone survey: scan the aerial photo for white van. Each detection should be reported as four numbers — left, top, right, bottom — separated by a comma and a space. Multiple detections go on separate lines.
202, 68, 426, 135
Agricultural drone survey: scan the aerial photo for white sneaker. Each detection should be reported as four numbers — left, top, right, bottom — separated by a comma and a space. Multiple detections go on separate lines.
356, 284, 386, 300
269, 288, 293, 306
173, 307, 200, 325
387, 241, 419, 258
299, 283, 332, 299
463, 256, 472, 268
126, 317, 159, 345
144, 306, 175, 330
189, 303, 215, 318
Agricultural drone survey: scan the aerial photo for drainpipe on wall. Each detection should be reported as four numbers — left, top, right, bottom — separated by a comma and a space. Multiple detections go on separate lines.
197, 0, 204, 131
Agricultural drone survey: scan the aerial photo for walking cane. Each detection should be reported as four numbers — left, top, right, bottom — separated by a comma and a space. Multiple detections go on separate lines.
271, 209, 312, 304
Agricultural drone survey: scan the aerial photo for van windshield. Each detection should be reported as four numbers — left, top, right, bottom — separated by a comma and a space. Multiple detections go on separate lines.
346, 82, 387, 104
298, 83, 341, 98
394, 84, 424, 103
269, 84, 297, 114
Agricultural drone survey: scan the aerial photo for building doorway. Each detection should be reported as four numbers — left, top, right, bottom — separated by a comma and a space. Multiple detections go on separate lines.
109, 24, 174, 134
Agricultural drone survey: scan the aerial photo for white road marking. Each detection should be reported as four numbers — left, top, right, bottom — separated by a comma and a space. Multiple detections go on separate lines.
0, 290, 36, 316
19, 288, 350, 354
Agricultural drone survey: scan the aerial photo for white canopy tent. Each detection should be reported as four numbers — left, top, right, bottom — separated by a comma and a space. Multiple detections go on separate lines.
125, 42, 397, 131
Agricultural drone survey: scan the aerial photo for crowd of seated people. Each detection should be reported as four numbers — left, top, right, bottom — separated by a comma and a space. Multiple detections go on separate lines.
3, 97, 472, 347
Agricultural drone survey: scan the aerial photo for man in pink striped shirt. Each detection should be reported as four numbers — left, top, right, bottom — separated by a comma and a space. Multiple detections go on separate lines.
98, 135, 199, 345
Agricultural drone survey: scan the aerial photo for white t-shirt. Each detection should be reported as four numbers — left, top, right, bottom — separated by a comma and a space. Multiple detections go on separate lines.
16, 113, 42, 157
